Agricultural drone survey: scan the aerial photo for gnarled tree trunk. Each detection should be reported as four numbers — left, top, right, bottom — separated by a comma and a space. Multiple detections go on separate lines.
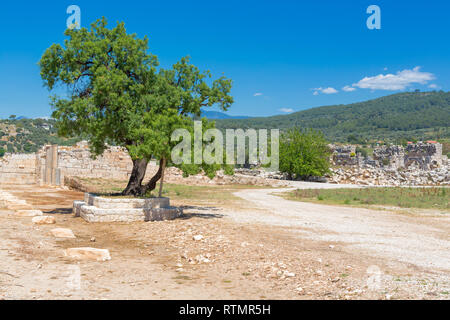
122, 158, 149, 196
140, 158, 165, 196
158, 158, 167, 198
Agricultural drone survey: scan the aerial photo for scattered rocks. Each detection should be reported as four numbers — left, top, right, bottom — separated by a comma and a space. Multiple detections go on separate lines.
64, 247, 111, 262
330, 164, 449, 186
32, 216, 56, 225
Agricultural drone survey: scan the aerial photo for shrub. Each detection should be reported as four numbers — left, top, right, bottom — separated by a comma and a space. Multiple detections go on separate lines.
279, 128, 331, 179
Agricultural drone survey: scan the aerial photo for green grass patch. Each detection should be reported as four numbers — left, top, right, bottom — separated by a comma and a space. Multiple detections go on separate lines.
284, 187, 449, 211
74, 177, 269, 203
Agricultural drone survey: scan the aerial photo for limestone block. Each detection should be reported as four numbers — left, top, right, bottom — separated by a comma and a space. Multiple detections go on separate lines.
73, 200, 85, 217
64, 247, 111, 261
32, 216, 56, 224
50, 228, 76, 239
15, 210, 43, 217
145, 207, 183, 222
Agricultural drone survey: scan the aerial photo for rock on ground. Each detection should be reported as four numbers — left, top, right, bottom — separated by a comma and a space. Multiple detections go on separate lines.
14, 210, 43, 217
32, 216, 56, 224
64, 247, 111, 262
50, 228, 76, 239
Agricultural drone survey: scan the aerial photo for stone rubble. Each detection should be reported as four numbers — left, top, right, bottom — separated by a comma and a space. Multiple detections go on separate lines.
328, 142, 448, 186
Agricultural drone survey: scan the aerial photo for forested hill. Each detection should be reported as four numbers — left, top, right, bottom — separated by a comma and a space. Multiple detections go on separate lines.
0, 118, 80, 155
215, 91, 450, 143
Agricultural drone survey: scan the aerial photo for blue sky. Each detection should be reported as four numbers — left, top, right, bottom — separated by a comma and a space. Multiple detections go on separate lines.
0, 0, 448, 118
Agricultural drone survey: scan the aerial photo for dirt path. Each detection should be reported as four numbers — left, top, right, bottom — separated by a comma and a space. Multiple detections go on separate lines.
0, 183, 449, 300
231, 187, 450, 271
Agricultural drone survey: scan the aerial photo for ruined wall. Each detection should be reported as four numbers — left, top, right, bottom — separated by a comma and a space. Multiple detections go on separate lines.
38, 142, 134, 185
373, 145, 405, 169
405, 142, 443, 169
0, 153, 37, 185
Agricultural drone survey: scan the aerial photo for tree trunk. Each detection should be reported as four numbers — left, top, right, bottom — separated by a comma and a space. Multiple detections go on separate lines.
122, 158, 149, 196
158, 158, 167, 198
140, 158, 165, 196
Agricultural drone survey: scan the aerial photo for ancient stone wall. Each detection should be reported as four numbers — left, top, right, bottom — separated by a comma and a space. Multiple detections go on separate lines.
0, 153, 37, 185
373, 145, 405, 169
405, 142, 443, 169
34, 141, 140, 186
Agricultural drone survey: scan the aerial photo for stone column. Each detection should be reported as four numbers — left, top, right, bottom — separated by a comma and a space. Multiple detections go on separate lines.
45, 146, 53, 185
51, 145, 59, 185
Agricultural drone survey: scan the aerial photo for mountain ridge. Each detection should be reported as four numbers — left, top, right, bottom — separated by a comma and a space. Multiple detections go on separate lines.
215, 91, 450, 142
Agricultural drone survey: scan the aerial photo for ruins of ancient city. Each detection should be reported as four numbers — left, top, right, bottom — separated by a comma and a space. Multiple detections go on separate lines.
1, 1, 449, 309
1, 140, 448, 191
0, 139, 449, 301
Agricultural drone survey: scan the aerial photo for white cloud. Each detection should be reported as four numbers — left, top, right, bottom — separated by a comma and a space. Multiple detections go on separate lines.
279, 108, 294, 113
253, 93, 263, 97
342, 85, 356, 92
312, 87, 338, 95
353, 67, 435, 91
428, 83, 440, 89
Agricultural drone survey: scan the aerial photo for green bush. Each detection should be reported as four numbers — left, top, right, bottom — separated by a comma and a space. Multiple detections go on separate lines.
279, 128, 331, 179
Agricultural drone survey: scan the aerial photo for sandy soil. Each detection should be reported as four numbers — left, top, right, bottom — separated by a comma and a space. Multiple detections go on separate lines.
0, 183, 449, 300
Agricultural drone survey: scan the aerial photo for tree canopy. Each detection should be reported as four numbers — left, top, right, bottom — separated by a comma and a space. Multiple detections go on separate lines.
39, 17, 233, 196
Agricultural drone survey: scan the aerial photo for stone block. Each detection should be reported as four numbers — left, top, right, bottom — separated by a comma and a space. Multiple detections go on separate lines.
64, 247, 111, 261
32, 216, 56, 224
74, 194, 182, 223
15, 210, 43, 217
51, 228, 76, 238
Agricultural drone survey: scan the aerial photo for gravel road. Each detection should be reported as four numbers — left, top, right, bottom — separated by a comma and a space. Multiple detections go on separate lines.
229, 183, 450, 272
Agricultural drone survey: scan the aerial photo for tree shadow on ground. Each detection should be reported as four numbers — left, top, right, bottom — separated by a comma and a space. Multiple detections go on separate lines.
43, 208, 73, 215
179, 205, 224, 220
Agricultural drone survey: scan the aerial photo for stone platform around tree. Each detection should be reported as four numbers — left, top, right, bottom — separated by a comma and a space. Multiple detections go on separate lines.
73, 193, 183, 222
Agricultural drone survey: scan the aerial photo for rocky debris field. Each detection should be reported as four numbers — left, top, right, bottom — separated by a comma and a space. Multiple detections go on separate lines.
329, 166, 449, 186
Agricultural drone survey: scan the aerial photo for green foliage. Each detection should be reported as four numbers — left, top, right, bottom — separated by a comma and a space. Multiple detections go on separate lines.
0, 147, 5, 157
0, 118, 80, 154
279, 128, 331, 179
355, 146, 369, 157
216, 91, 450, 142
39, 17, 233, 194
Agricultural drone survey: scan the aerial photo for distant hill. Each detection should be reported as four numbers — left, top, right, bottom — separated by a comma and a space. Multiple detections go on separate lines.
201, 110, 249, 120
1, 91, 449, 155
215, 91, 450, 143
0, 118, 80, 154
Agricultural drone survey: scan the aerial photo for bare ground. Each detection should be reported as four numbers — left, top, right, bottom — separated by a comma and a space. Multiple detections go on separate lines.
0, 183, 449, 300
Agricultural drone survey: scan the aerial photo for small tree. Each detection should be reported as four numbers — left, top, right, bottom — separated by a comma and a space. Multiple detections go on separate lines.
279, 128, 331, 180
39, 18, 233, 196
